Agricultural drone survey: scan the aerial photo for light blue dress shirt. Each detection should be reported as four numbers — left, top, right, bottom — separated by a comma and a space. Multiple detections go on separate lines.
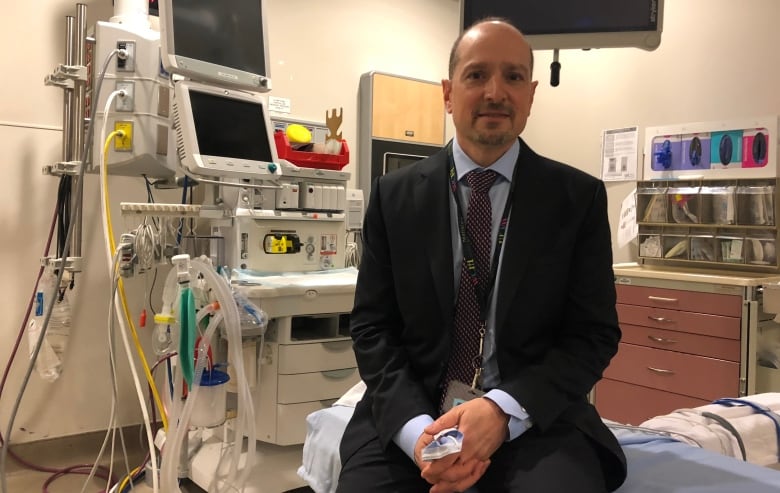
393, 137, 533, 462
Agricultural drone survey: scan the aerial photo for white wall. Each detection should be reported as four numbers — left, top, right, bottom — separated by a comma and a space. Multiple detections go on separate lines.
524, 0, 780, 261
0, 0, 778, 443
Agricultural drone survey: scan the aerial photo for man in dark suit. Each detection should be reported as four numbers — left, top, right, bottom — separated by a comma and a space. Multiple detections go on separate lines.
337, 18, 627, 493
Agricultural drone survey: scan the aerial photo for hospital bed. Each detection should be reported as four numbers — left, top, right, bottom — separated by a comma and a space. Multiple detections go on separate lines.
297, 394, 780, 493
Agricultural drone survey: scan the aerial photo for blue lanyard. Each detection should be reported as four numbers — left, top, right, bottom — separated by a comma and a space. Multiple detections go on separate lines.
447, 141, 520, 321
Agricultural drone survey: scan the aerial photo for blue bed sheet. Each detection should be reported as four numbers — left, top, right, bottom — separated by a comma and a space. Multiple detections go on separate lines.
299, 406, 780, 493
612, 425, 780, 492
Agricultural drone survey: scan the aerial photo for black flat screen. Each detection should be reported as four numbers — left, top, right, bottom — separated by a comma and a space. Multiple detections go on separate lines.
171, 0, 267, 76
190, 90, 274, 162
462, 0, 659, 34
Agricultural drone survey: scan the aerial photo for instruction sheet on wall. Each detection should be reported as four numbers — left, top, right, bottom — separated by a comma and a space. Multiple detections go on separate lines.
601, 126, 638, 182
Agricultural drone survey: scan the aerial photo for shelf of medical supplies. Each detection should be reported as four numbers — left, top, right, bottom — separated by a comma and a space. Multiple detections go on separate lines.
636, 178, 778, 271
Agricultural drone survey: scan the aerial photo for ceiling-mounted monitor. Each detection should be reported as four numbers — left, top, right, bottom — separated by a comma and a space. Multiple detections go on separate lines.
461, 0, 663, 51
159, 0, 271, 91
172, 80, 280, 179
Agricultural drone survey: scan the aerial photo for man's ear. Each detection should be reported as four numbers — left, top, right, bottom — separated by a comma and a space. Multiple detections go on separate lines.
442, 79, 453, 114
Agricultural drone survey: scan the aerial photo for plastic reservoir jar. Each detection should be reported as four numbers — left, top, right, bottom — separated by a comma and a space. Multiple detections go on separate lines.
191, 369, 231, 428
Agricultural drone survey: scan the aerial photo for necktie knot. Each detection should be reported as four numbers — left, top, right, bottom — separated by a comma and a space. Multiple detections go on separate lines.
466, 169, 497, 194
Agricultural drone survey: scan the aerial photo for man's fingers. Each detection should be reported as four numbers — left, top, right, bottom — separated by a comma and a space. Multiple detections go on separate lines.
424, 411, 460, 436
427, 459, 490, 493
419, 453, 460, 484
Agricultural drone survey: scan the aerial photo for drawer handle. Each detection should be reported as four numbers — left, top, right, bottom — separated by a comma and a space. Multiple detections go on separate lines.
647, 335, 678, 344
647, 315, 673, 323
647, 366, 675, 375
647, 296, 679, 304
322, 340, 354, 352
321, 368, 356, 379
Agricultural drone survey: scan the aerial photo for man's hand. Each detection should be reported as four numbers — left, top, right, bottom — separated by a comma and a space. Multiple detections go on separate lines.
416, 398, 508, 491
426, 397, 509, 464
416, 432, 489, 493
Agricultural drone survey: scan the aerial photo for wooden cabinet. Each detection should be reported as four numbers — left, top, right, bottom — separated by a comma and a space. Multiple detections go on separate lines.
596, 282, 744, 425
369, 73, 445, 145
358, 71, 445, 202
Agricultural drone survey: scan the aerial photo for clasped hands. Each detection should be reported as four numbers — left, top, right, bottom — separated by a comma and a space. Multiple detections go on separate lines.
415, 397, 509, 493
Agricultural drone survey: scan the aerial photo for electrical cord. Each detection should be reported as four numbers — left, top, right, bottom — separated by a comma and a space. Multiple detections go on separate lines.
99, 130, 162, 492
80, 250, 135, 493
100, 127, 168, 434
56, 174, 72, 262
0, 47, 124, 493
0, 209, 115, 491
113, 352, 178, 493
134, 222, 159, 273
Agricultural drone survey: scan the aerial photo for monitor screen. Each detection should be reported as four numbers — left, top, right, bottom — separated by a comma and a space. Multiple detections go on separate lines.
159, 0, 271, 91
384, 153, 425, 173
461, 0, 663, 51
172, 80, 279, 179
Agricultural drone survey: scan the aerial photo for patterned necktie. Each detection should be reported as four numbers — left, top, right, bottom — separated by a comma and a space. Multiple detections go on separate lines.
441, 169, 497, 411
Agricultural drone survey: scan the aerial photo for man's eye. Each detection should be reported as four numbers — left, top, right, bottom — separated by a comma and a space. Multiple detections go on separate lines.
507, 73, 524, 82
466, 72, 483, 80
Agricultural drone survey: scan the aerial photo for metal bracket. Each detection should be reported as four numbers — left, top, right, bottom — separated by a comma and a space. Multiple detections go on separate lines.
41, 256, 83, 273
43, 161, 82, 177
44, 64, 88, 89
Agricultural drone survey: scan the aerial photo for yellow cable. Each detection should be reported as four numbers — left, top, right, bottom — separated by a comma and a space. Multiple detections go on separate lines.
115, 465, 142, 492
103, 132, 169, 431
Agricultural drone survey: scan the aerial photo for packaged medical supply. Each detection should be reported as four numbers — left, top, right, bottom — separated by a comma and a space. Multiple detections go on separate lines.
421, 427, 463, 461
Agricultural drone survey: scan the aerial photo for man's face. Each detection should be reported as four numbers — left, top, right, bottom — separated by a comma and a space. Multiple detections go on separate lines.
443, 23, 537, 152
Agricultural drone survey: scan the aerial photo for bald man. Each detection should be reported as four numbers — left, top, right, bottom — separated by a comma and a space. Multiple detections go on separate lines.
337, 18, 627, 493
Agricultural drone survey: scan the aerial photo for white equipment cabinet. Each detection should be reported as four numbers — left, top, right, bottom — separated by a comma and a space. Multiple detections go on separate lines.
240, 270, 360, 445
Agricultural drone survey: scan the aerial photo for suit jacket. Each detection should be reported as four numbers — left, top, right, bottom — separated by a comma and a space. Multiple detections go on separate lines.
342, 138, 627, 490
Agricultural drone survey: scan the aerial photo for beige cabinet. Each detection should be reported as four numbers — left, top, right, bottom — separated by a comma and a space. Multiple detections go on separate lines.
369, 73, 445, 145
242, 277, 359, 446
358, 71, 446, 202
255, 323, 359, 445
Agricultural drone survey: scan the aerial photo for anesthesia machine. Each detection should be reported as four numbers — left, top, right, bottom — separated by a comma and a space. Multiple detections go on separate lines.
27, 0, 362, 492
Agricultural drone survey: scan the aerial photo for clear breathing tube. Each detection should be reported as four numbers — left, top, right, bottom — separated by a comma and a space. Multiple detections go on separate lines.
158, 256, 256, 492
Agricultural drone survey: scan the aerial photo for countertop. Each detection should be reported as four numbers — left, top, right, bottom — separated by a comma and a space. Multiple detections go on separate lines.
613, 262, 780, 287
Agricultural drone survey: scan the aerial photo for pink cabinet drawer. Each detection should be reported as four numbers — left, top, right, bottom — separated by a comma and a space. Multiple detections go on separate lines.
595, 378, 709, 426
616, 304, 740, 340
620, 324, 740, 362
616, 284, 742, 317
604, 343, 738, 400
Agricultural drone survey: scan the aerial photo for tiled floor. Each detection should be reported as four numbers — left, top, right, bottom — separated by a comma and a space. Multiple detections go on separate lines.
4, 428, 309, 492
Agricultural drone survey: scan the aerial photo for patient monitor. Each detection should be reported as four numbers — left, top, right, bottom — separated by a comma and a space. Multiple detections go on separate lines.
158, 0, 272, 92
172, 80, 281, 179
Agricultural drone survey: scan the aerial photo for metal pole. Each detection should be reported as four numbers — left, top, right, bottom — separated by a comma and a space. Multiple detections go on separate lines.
62, 16, 75, 162
70, 3, 87, 260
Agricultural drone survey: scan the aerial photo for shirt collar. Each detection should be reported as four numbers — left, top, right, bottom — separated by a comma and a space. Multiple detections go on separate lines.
452, 136, 519, 183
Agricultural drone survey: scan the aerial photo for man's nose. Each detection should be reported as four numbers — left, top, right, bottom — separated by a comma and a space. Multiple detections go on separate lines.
484, 75, 507, 101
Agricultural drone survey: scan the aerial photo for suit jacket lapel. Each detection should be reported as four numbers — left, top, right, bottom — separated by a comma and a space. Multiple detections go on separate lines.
494, 139, 546, 333
413, 151, 455, 327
